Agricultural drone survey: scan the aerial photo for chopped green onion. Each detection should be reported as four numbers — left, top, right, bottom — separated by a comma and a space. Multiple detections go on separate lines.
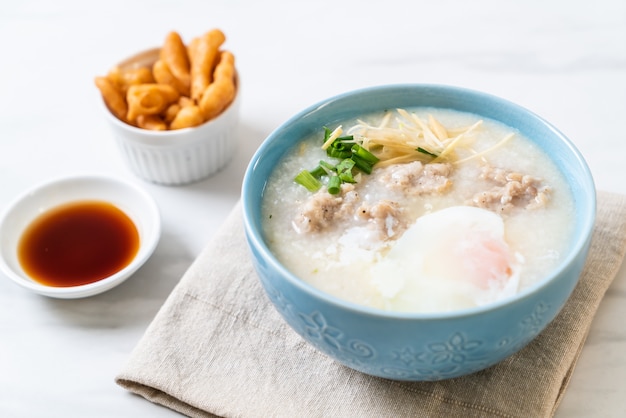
322, 126, 344, 150
319, 160, 336, 172
417, 147, 438, 158
351, 155, 373, 174
327, 145, 352, 159
294, 170, 322, 192
327, 175, 341, 194
336, 158, 356, 183
297, 127, 384, 194
351, 144, 379, 164
326, 135, 356, 159
323, 127, 331, 142
309, 165, 326, 178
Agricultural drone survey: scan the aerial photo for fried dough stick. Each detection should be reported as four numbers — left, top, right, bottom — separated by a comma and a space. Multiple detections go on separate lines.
153, 59, 190, 96
126, 84, 180, 122
170, 105, 205, 129
160, 31, 191, 90
199, 51, 236, 121
190, 29, 225, 101
136, 114, 167, 131
94, 76, 127, 121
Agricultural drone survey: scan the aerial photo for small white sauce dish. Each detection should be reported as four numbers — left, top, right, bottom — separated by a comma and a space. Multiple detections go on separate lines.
0, 175, 161, 299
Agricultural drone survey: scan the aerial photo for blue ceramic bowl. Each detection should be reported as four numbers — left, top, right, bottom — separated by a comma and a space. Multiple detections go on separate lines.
241, 84, 596, 381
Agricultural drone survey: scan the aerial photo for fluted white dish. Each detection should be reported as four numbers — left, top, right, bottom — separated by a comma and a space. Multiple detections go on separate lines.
100, 48, 240, 186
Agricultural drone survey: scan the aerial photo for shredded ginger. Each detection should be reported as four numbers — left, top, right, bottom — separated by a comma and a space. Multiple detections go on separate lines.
343, 109, 514, 168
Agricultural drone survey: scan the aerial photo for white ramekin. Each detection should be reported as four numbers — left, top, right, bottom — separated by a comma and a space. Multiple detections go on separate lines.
100, 48, 240, 186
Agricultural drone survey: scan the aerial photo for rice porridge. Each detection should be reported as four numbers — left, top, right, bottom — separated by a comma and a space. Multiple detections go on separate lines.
261, 107, 575, 313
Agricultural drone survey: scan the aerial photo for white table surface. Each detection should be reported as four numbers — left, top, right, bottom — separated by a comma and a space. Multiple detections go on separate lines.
1, 1, 625, 416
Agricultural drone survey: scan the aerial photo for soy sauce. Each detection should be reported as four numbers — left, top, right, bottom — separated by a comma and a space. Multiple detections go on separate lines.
18, 200, 140, 287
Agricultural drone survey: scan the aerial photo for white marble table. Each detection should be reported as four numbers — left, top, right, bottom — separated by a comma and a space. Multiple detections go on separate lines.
1, 1, 624, 416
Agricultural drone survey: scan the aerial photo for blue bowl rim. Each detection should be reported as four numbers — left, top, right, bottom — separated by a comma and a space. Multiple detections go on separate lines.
242, 83, 597, 320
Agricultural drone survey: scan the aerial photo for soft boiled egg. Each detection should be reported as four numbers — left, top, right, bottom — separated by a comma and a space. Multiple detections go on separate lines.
371, 206, 522, 313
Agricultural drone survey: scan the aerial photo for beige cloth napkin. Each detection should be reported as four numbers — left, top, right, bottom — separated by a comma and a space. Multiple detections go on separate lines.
116, 191, 626, 418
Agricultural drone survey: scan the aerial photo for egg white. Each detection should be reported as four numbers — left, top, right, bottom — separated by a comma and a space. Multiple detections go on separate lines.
371, 206, 522, 313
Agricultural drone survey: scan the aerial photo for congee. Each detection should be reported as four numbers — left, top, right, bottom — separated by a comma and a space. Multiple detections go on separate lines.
261, 108, 575, 313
